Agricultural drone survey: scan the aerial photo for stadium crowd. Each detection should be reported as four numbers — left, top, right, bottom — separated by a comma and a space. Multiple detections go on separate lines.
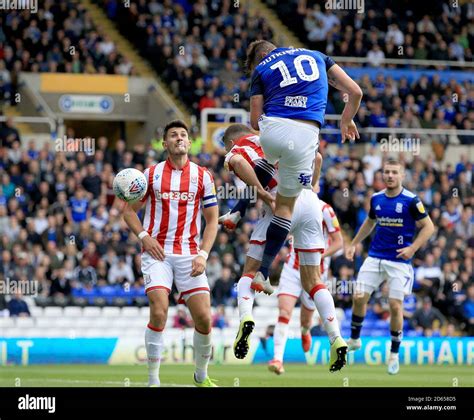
1, 0, 472, 145
0, 0, 472, 338
266, 0, 473, 63
0, 0, 135, 105
0, 122, 472, 337
94, 0, 474, 143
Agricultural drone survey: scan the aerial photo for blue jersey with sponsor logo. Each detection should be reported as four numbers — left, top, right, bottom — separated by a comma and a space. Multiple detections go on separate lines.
368, 188, 428, 263
250, 48, 334, 126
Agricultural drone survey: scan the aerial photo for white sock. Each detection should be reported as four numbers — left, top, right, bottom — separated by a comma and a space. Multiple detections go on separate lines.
301, 326, 310, 335
145, 323, 164, 386
237, 275, 255, 320
311, 285, 340, 344
273, 317, 290, 362
194, 329, 212, 383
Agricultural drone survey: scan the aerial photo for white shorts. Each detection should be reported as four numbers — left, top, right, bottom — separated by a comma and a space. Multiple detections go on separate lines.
141, 253, 210, 303
277, 263, 316, 311
258, 116, 320, 197
356, 256, 415, 301
247, 190, 324, 266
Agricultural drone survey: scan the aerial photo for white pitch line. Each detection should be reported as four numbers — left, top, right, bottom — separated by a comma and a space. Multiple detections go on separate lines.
16, 378, 195, 387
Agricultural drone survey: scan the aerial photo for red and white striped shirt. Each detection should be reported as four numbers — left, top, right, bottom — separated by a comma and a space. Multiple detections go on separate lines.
140, 159, 217, 256
286, 200, 340, 273
224, 134, 278, 190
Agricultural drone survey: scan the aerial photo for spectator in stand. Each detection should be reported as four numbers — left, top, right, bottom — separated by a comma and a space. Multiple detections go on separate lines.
50, 266, 72, 298
7, 292, 30, 317
173, 306, 193, 329
107, 256, 135, 285
73, 257, 97, 286
411, 296, 446, 335
464, 284, 474, 335
415, 253, 443, 300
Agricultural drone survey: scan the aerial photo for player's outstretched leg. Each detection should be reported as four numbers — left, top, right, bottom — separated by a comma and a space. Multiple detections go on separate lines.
251, 271, 274, 295
234, 274, 256, 359
306, 280, 347, 372
256, 194, 296, 288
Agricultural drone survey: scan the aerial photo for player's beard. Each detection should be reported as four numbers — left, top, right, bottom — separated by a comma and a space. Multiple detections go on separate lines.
385, 179, 401, 192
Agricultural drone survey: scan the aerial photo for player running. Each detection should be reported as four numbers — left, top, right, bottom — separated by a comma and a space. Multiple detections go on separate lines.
221, 124, 347, 373
345, 158, 435, 375
270, 199, 343, 375
123, 120, 219, 387
245, 40, 363, 302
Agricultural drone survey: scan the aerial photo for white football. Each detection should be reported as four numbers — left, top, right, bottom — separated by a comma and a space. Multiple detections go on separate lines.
113, 168, 148, 203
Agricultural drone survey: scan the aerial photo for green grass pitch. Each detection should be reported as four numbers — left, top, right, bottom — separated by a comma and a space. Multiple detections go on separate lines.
0, 364, 472, 387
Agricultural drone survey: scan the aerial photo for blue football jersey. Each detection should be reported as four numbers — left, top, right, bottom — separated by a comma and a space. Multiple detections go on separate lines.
250, 47, 335, 126
368, 188, 428, 263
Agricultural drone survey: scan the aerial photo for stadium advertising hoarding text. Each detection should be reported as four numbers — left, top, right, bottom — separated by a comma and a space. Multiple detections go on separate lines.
1, 336, 473, 366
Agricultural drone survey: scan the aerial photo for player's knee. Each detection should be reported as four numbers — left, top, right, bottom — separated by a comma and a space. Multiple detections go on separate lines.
353, 294, 366, 308
194, 312, 212, 332
389, 300, 403, 315
149, 305, 167, 326
278, 308, 292, 320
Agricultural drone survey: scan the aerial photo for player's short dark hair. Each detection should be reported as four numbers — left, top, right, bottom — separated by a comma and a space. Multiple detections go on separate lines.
163, 120, 189, 140
384, 158, 404, 170
245, 40, 276, 74
222, 124, 252, 148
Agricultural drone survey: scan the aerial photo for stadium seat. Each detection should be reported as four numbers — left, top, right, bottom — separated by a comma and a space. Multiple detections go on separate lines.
64, 307, 83, 317
102, 307, 121, 317
140, 307, 150, 317
43, 307, 63, 317
14, 317, 35, 328
83, 307, 102, 317
28, 306, 44, 317
121, 307, 140, 317
0, 317, 15, 328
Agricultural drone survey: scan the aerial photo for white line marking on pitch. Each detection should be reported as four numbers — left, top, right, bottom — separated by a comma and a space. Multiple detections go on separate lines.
18, 378, 195, 387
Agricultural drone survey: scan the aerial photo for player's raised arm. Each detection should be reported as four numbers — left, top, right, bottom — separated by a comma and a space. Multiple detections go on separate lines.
327, 64, 363, 142
123, 200, 165, 261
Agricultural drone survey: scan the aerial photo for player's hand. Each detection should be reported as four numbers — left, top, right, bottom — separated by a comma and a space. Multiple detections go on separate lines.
142, 236, 165, 261
191, 255, 207, 277
345, 244, 356, 261
396, 246, 415, 260
259, 190, 275, 212
340, 118, 360, 143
